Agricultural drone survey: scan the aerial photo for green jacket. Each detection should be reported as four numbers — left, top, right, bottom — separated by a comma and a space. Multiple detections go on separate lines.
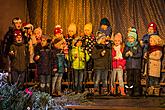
71, 46, 90, 69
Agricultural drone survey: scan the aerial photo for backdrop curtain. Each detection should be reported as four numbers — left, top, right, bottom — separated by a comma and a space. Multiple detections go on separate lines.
27, 0, 165, 39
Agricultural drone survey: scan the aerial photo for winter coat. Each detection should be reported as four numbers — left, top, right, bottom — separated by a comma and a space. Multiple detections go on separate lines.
123, 43, 142, 69
51, 48, 67, 73
9, 42, 28, 71
92, 44, 111, 70
34, 44, 51, 75
112, 47, 126, 69
71, 46, 90, 69
82, 34, 96, 56
148, 50, 162, 77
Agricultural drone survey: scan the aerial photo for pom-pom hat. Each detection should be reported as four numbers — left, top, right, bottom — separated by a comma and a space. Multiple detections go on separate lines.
148, 22, 157, 32
54, 25, 63, 35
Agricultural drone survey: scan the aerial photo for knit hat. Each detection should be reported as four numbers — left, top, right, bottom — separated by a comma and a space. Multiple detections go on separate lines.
128, 31, 137, 40
68, 23, 76, 35
22, 23, 34, 31
114, 33, 122, 42
84, 23, 92, 33
148, 22, 157, 32
14, 30, 22, 37
12, 17, 22, 24
96, 31, 107, 42
100, 18, 110, 27
53, 38, 61, 44
54, 25, 63, 35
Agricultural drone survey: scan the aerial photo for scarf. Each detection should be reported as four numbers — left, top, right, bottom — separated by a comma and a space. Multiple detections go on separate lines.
148, 45, 162, 54
114, 45, 123, 59
126, 41, 138, 47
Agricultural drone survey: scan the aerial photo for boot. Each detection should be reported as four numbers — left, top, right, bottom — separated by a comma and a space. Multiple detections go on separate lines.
40, 83, 45, 92
147, 86, 154, 96
57, 91, 62, 96
120, 87, 126, 96
102, 88, 108, 95
111, 87, 115, 95
154, 87, 160, 96
45, 83, 50, 94
94, 88, 99, 96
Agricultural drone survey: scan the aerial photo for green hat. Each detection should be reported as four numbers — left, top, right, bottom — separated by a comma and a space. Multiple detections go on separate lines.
128, 31, 137, 40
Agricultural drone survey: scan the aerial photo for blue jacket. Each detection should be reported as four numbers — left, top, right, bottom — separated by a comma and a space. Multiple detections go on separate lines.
123, 43, 142, 69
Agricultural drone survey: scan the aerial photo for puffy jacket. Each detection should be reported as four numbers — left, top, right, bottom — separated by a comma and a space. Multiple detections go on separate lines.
71, 46, 90, 69
112, 47, 126, 69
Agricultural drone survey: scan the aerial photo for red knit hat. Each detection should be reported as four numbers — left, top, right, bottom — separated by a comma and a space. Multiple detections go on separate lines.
54, 25, 63, 35
148, 22, 157, 32
14, 30, 22, 37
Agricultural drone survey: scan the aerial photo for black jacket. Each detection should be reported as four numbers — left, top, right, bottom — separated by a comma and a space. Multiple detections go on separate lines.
92, 44, 111, 70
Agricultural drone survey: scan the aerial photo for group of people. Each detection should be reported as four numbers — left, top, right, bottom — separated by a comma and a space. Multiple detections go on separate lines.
1, 17, 164, 97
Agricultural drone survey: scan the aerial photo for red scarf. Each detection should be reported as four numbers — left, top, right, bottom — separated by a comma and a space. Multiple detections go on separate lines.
148, 45, 162, 54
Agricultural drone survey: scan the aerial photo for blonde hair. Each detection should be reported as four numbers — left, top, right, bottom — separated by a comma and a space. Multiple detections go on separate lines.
150, 35, 164, 46
84, 23, 92, 33
68, 23, 77, 35
34, 27, 42, 36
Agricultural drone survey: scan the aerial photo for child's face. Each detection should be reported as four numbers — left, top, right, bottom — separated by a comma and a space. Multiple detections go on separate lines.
84, 29, 91, 36
100, 38, 107, 44
41, 38, 47, 47
56, 33, 62, 39
15, 35, 23, 43
149, 37, 155, 46
68, 30, 74, 36
76, 41, 82, 47
34, 30, 42, 39
114, 39, 121, 46
101, 24, 108, 30
14, 22, 22, 30
127, 36, 135, 44
148, 27, 154, 34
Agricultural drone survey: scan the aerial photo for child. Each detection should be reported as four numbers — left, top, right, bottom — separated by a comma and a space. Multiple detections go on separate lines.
111, 33, 126, 96
141, 22, 158, 76
92, 34, 111, 95
34, 35, 51, 93
71, 39, 90, 93
82, 23, 96, 81
9, 30, 28, 84
51, 26, 67, 96
123, 30, 142, 96
98, 18, 112, 38
3, 17, 23, 57
147, 35, 163, 96
141, 22, 158, 53
3, 17, 23, 72
33, 27, 43, 44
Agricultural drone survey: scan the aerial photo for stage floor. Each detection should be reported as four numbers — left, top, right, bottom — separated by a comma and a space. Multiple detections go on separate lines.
65, 96, 165, 110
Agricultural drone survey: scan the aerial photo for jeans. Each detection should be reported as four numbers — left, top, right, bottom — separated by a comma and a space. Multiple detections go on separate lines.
111, 68, 124, 88
52, 73, 63, 92
94, 69, 108, 88
126, 69, 141, 95
11, 70, 26, 84
74, 69, 84, 91
148, 76, 159, 87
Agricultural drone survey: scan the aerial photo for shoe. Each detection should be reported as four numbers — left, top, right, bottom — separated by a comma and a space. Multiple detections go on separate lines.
57, 91, 62, 96
111, 87, 115, 95
94, 88, 99, 96
120, 87, 126, 96
102, 88, 108, 95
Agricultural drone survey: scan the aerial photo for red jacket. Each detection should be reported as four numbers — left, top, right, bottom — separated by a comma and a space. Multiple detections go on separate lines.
112, 47, 126, 69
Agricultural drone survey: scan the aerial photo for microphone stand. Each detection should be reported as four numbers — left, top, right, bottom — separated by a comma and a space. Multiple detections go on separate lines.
107, 40, 113, 94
